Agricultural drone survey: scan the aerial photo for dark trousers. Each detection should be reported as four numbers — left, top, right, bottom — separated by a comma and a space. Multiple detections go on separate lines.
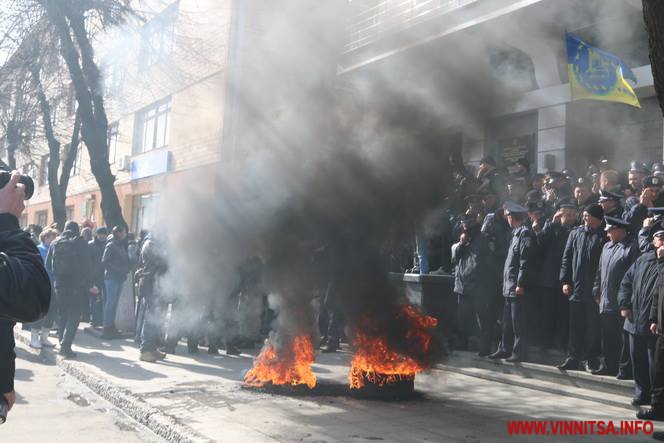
630, 333, 656, 401
140, 295, 166, 353
568, 300, 600, 361
619, 326, 632, 377
498, 297, 524, 357
475, 300, 495, 355
90, 284, 104, 327
651, 334, 664, 405
458, 294, 494, 354
58, 302, 83, 350
599, 312, 621, 373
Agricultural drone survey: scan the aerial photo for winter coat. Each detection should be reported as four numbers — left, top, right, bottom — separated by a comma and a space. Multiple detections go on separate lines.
560, 226, 606, 302
451, 228, 499, 303
502, 224, 536, 298
536, 221, 572, 289
649, 256, 664, 333
0, 214, 51, 396
593, 239, 640, 313
102, 237, 131, 282
0, 214, 51, 322
481, 211, 512, 276
618, 251, 660, 336
46, 229, 94, 293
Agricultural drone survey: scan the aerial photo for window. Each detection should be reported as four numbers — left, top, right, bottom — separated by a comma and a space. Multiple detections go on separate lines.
39, 155, 49, 186
71, 146, 82, 176
132, 193, 160, 233
65, 205, 74, 222
35, 210, 48, 227
140, 3, 178, 69
104, 62, 125, 95
134, 98, 171, 154
108, 122, 119, 165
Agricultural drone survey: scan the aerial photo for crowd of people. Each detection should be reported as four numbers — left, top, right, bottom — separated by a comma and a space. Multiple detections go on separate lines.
21, 221, 270, 364
411, 155, 664, 418
16, 154, 664, 420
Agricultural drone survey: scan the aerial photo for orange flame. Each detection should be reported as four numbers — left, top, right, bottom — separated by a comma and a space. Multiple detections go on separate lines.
349, 305, 437, 389
244, 335, 317, 389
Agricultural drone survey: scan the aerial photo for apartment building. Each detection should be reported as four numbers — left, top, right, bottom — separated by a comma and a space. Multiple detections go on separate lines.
18, 0, 233, 232
341, 0, 660, 174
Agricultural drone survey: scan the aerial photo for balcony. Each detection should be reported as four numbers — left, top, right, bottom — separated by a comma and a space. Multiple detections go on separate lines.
345, 0, 480, 53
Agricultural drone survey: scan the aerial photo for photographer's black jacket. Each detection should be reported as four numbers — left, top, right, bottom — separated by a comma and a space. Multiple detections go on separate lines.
0, 213, 52, 394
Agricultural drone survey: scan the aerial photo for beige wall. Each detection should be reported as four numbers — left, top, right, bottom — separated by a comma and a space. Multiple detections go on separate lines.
23, 0, 232, 228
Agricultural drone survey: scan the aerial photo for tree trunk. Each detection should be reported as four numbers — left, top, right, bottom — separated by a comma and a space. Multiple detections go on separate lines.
643, 0, 664, 116
29, 62, 65, 229
40, 0, 127, 229
5, 120, 18, 170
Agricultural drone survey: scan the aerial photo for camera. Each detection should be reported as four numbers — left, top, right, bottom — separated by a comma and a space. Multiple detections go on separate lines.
0, 170, 34, 200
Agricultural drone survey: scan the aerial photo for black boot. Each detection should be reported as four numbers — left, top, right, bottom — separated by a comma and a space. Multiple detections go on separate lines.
488, 350, 510, 360
225, 339, 240, 356
557, 357, 580, 370
321, 338, 339, 353
637, 404, 664, 421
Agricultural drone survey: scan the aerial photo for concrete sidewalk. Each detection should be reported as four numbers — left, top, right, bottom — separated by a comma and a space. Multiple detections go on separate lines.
14, 325, 662, 442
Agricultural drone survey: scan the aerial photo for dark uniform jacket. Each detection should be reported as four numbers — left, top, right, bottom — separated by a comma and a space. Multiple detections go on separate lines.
560, 225, 605, 302
481, 211, 511, 277
649, 256, 664, 333
593, 238, 640, 313
502, 224, 536, 298
536, 221, 573, 289
618, 251, 660, 336
0, 214, 52, 395
102, 237, 131, 282
452, 228, 499, 303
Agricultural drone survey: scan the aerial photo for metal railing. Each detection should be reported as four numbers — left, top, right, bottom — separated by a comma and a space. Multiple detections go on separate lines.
345, 0, 480, 52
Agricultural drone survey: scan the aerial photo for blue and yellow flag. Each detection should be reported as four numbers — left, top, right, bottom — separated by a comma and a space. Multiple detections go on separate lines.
566, 32, 640, 108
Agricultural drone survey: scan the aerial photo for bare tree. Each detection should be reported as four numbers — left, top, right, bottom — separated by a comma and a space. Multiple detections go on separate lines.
643, 0, 664, 116
36, 0, 133, 229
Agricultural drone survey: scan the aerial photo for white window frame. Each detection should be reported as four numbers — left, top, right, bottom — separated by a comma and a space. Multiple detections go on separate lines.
134, 98, 171, 155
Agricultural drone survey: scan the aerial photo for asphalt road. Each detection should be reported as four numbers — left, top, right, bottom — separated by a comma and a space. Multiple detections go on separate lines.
1, 339, 162, 443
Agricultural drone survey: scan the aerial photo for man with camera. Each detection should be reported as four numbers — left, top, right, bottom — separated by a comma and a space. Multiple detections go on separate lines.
0, 171, 51, 421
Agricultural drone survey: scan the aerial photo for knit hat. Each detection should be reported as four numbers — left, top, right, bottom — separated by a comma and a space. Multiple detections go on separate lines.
584, 203, 604, 220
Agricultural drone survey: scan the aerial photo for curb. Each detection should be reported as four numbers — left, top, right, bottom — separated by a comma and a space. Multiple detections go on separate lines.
15, 330, 212, 443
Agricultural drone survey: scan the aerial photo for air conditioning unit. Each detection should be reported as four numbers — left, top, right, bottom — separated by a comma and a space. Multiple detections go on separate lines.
117, 155, 132, 171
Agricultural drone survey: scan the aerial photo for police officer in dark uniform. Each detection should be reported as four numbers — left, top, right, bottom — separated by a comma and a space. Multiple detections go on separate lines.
625, 176, 664, 233
452, 210, 499, 356
591, 216, 640, 376
488, 202, 536, 363
536, 202, 577, 350
639, 221, 664, 420
598, 189, 624, 219
618, 222, 663, 406
558, 203, 606, 371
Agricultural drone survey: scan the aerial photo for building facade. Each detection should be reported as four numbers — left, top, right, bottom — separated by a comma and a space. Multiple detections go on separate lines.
18, 0, 233, 232
341, 0, 660, 175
